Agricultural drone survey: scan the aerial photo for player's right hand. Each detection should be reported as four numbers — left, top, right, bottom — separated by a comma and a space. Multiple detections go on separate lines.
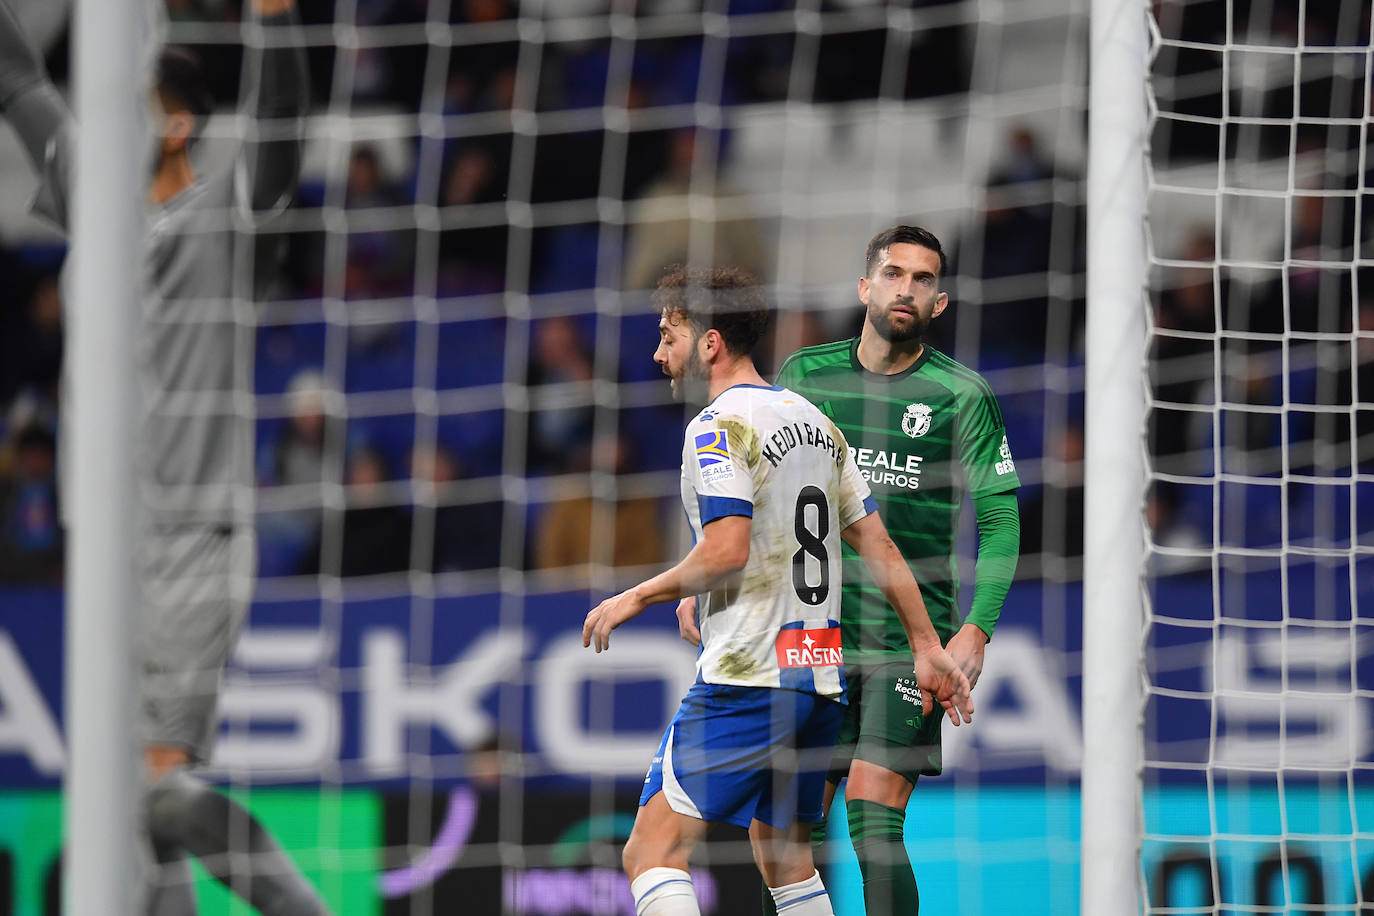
675, 596, 700, 647
582, 588, 645, 653
913, 646, 975, 726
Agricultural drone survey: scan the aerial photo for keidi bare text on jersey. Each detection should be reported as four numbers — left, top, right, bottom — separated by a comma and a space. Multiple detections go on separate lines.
760, 420, 845, 469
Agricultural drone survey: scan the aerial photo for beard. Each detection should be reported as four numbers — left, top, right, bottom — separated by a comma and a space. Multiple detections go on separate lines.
669, 347, 711, 403
868, 298, 930, 343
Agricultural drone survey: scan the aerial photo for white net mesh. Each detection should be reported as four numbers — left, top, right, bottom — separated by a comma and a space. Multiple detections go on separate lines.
0, 0, 1157, 912
1144, 0, 1373, 910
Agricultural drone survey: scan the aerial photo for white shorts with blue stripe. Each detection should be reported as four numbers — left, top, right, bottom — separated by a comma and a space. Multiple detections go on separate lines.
640, 680, 846, 830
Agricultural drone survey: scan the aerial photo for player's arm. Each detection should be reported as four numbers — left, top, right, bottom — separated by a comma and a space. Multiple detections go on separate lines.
0, 0, 73, 230
239, 0, 306, 215
947, 386, 1022, 687
583, 514, 749, 652
946, 490, 1020, 688
841, 510, 973, 725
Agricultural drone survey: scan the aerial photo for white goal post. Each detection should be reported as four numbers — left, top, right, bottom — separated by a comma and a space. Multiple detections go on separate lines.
64, 0, 148, 913
1083, 0, 1148, 912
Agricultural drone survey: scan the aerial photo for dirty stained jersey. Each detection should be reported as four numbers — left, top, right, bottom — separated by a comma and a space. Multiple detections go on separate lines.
680, 384, 878, 699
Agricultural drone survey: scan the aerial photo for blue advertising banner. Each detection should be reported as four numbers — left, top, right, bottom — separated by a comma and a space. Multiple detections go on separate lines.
3, 580, 1087, 788
2, 564, 1371, 913
1, 564, 1370, 789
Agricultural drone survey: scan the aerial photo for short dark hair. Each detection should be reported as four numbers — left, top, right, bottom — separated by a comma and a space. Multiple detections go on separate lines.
155, 47, 213, 133
653, 264, 769, 357
864, 225, 948, 280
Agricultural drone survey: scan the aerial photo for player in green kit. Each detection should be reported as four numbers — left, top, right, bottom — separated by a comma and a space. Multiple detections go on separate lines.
755, 225, 1020, 913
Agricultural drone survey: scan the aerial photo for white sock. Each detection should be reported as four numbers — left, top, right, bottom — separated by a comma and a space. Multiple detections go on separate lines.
769, 870, 834, 915
630, 866, 700, 916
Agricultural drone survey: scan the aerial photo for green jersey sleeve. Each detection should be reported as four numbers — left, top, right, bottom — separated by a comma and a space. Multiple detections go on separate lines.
775, 354, 803, 392
958, 389, 1021, 497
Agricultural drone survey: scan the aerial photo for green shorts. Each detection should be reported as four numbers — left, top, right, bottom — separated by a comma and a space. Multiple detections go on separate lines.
829, 661, 943, 785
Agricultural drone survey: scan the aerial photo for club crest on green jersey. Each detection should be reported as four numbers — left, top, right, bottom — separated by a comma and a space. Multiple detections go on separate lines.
901, 402, 933, 438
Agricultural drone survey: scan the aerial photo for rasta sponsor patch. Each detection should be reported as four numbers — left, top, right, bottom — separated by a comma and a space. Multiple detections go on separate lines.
774, 627, 843, 668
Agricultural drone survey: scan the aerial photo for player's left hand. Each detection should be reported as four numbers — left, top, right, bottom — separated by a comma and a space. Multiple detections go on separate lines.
583, 588, 645, 653
912, 645, 974, 726
675, 596, 700, 646
946, 623, 989, 690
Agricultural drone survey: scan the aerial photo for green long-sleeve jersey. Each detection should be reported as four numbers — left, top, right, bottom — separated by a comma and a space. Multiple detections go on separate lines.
776, 338, 1020, 661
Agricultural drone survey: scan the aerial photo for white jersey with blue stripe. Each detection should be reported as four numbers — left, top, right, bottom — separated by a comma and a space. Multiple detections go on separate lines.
680, 384, 877, 699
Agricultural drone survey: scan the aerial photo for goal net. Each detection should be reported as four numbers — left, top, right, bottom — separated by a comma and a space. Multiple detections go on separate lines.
1142, 0, 1374, 911
9, 0, 1338, 912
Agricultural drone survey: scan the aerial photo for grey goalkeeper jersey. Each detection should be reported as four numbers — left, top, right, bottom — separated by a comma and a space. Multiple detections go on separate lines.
0, 4, 306, 526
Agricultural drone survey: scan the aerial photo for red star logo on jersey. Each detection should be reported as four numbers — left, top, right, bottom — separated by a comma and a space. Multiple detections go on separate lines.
775, 628, 842, 668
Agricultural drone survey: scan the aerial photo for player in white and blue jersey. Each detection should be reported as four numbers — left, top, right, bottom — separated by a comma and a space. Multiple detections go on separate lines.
583, 266, 974, 916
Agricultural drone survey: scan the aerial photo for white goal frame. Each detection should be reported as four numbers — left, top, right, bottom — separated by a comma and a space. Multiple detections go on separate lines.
64, 0, 148, 912
1083, 0, 1148, 911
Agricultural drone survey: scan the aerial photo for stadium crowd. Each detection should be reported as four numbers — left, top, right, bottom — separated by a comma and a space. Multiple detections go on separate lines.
0, 0, 1370, 583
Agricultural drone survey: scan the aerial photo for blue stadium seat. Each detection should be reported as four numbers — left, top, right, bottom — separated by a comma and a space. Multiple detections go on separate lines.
1218, 481, 1283, 549
436, 318, 506, 389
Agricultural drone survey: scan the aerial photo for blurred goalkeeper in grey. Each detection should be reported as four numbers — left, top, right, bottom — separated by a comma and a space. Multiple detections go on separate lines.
0, 0, 328, 913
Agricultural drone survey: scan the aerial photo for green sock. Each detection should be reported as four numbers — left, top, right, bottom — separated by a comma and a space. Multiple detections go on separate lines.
847, 798, 918, 915
760, 813, 830, 915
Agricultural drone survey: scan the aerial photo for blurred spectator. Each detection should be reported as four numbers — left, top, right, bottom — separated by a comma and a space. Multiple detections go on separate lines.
345, 145, 414, 298
988, 126, 1055, 214
950, 126, 1068, 363
622, 129, 770, 290
0, 424, 62, 584
757, 308, 827, 379
437, 143, 509, 295
1018, 424, 1084, 562
263, 369, 330, 489
257, 369, 332, 572
1, 273, 63, 407
345, 145, 399, 210
165, 0, 238, 22
1218, 343, 1284, 478
3, 387, 59, 452
1285, 184, 1355, 333
1151, 228, 1219, 484
410, 442, 504, 572
305, 447, 411, 577
532, 432, 664, 574
1314, 293, 1374, 474
1146, 485, 1209, 576
526, 316, 596, 474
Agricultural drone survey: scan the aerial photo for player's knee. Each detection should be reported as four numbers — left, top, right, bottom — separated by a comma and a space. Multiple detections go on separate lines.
145, 769, 201, 846
146, 769, 231, 850
621, 831, 649, 878
622, 826, 688, 878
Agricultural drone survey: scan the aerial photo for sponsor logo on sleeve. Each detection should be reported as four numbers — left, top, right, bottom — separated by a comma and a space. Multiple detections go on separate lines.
694, 430, 735, 483
995, 435, 1016, 476
774, 628, 843, 668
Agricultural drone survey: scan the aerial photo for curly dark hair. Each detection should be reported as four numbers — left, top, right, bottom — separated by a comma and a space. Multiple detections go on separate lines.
652, 264, 769, 357
864, 225, 948, 280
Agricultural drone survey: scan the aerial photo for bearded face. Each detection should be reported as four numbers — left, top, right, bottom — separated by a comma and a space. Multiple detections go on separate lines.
654, 311, 712, 404
860, 242, 948, 346
867, 295, 931, 343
